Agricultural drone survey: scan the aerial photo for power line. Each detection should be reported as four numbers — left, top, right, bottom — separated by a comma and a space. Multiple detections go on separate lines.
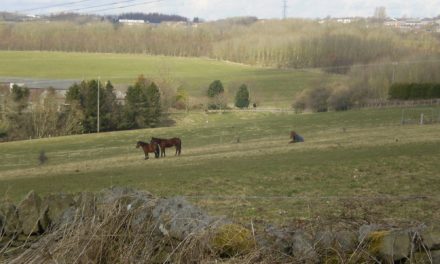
19, 0, 96, 13
89, 0, 165, 13
67, 0, 144, 12
20, 0, 165, 15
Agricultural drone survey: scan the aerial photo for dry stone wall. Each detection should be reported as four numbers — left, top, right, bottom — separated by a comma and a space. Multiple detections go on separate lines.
0, 188, 439, 263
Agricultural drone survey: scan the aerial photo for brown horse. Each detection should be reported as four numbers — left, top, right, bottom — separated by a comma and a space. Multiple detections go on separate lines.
136, 141, 160, 160
151, 137, 181, 157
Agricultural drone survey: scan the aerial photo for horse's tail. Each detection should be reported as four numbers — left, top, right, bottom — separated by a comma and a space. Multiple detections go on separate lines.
177, 139, 182, 155
155, 144, 161, 158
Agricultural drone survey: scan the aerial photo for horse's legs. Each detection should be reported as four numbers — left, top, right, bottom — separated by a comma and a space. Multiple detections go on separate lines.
162, 147, 166, 157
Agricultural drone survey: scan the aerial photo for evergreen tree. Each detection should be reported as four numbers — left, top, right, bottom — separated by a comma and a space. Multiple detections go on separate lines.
100, 81, 121, 131
207, 80, 224, 98
121, 77, 162, 128
146, 82, 161, 127
65, 80, 119, 132
207, 80, 225, 109
235, 84, 250, 108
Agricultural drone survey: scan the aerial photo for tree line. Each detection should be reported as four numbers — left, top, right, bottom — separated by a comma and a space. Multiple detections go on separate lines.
0, 19, 439, 71
0, 76, 253, 141
112, 13, 188, 23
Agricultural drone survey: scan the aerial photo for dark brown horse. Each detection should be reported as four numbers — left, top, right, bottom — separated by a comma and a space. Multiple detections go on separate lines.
136, 141, 160, 160
151, 137, 181, 157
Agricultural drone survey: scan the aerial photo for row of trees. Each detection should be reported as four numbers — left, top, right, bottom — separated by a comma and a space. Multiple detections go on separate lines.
0, 77, 254, 141
0, 76, 162, 141
113, 13, 188, 23
293, 53, 440, 112
0, 19, 439, 71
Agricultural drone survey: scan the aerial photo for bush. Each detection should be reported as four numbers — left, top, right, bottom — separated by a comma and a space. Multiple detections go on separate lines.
327, 86, 353, 111
294, 86, 331, 112
294, 84, 357, 112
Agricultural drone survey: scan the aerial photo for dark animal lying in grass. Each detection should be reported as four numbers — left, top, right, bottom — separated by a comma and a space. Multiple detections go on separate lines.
289, 131, 304, 143
136, 141, 160, 160
151, 137, 182, 157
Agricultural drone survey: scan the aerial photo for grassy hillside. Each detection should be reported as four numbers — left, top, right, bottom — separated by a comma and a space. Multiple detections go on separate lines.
0, 51, 343, 107
0, 108, 439, 224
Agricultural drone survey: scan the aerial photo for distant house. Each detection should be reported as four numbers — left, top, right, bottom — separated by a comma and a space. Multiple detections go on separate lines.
384, 18, 403, 28
336, 18, 353, 24
118, 19, 146, 25
384, 18, 432, 31
0, 78, 76, 106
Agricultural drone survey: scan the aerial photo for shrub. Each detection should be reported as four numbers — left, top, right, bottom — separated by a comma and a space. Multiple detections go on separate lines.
327, 86, 353, 111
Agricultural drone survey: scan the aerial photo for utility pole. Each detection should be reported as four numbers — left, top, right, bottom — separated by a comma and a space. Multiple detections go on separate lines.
0, 94, 4, 120
282, 0, 288, 19
97, 76, 100, 133
392, 62, 398, 83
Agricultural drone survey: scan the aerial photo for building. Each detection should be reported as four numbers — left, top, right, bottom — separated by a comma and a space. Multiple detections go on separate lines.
118, 19, 146, 25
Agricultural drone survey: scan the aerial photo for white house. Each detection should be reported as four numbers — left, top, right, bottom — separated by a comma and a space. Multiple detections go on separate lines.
118, 19, 146, 25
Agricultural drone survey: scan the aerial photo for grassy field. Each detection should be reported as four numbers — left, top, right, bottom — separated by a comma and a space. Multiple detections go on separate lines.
0, 107, 439, 226
0, 51, 343, 107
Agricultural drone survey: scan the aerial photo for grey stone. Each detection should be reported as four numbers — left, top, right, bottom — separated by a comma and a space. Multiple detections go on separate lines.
420, 228, 440, 250
96, 187, 154, 216
367, 230, 410, 263
74, 192, 97, 218
40, 193, 76, 228
262, 225, 294, 254
291, 231, 318, 263
130, 198, 158, 232
314, 230, 334, 253
152, 197, 220, 240
18, 191, 43, 235
58, 206, 77, 227
334, 230, 358, 253
0, 201, 21, 235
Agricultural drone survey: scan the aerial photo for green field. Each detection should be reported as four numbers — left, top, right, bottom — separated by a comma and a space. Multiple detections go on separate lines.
0, 108, 439, 225
0, 51, 343, 107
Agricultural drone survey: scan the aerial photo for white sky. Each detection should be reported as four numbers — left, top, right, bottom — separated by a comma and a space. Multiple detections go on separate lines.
2, 0, 440, 20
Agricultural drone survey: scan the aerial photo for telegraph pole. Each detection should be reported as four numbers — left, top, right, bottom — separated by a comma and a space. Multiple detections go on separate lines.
392, 62, 398, 83
0, 94, 4, 120
97, 76, 100, 133
282, 0, 288, 19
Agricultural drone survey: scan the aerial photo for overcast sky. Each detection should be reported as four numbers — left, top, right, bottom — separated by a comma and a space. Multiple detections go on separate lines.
2, 0, 440, 20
